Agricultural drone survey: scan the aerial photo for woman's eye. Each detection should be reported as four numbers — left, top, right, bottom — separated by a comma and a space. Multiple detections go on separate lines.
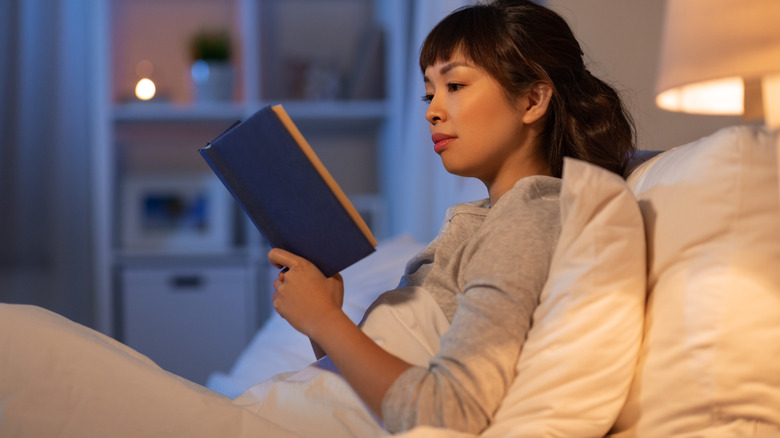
421, 94, 434, 103
447, 83, 464, 92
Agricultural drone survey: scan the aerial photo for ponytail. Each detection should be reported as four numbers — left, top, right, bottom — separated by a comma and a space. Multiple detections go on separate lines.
545, 69, 636, 177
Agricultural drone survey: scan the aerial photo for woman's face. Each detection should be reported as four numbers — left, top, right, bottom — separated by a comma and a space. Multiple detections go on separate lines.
423, 51, 533, 191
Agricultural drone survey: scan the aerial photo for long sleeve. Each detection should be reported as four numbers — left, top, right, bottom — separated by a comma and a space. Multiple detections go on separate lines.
382, 177, 562, 434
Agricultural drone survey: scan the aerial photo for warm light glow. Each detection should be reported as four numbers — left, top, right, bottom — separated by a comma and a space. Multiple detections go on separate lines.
135, 78, 156, 101
656, 77, 744, 115
763, 74, 780, 129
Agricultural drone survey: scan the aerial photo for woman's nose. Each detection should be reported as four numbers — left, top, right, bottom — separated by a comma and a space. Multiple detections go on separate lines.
425, 96, 444, 125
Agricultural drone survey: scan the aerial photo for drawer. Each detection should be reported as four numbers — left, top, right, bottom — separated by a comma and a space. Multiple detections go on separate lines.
119, 265, 254, 384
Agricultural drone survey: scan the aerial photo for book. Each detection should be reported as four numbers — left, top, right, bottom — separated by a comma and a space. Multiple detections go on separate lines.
198, 105, 377, 277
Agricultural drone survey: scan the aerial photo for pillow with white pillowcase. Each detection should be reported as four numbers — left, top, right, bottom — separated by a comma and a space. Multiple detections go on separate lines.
480, 157, 646, 437
394, 158, 647, 438
609, 125, 780, 437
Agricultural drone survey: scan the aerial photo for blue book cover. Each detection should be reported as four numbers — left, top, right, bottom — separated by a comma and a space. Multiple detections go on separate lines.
199, 105, 377, 277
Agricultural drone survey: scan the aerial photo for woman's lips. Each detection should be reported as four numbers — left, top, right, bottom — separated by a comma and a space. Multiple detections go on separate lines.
432, 133, 455, 153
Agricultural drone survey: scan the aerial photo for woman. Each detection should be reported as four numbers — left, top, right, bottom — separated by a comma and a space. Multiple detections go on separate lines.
268, 0, 634, 434
0, 1, 634, 436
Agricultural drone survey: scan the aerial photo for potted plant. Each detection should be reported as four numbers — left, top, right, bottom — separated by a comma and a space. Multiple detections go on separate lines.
189, 29, 234, 102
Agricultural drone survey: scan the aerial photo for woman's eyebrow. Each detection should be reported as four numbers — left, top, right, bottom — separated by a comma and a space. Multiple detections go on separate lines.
439, 61, 470, 76
424, 61, 472, 84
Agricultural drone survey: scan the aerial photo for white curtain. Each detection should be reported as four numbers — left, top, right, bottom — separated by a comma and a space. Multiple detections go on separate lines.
0, 0, 102, 327
387, 0, 484, 243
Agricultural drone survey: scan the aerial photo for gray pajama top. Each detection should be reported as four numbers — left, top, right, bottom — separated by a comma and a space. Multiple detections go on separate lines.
381, 175, 562, 434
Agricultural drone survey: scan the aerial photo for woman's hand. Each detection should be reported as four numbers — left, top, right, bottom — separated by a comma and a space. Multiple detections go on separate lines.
268, 247, 412, 418
267, 248, 344, 340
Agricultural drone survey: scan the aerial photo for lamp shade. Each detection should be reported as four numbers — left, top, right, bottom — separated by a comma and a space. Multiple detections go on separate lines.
655, 0, 780, 121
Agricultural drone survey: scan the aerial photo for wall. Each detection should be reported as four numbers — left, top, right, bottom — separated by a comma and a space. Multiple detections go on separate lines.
546, 0, 743, 150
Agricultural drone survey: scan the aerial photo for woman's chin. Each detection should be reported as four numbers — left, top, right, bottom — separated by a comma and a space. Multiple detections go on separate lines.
440, 162, 480, 182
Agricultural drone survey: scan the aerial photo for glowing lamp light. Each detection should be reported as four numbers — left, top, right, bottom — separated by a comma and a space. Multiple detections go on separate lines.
656, 76, 745, 116
655, 0, 780, 204
135, 78, 156, 101
654, 0, 780, 127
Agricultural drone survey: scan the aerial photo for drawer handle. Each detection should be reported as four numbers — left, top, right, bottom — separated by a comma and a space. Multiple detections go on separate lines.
170, 275, 203, 290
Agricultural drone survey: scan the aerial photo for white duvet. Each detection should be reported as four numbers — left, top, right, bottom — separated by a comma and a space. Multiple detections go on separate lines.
0, 236, 433, 437
0, 303, 301, 437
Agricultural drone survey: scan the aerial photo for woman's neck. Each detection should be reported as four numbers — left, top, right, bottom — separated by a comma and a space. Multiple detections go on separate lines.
486, 156, 552, 206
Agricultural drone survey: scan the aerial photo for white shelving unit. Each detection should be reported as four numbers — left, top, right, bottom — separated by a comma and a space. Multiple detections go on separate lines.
93, 0, 408, 384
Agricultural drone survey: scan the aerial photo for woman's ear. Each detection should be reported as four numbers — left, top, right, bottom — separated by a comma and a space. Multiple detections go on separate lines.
520, 82, 553, 124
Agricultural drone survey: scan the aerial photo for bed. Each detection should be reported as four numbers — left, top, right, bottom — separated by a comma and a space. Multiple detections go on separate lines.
206, 124, 780, 437
2, 124, 778, 437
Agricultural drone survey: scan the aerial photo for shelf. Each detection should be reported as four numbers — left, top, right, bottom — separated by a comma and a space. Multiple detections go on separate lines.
112, 100, 388, 122
94, 0, 406, 340
113, 102, 245, 122
116, 248, 251, 267
267, 100, 388, 120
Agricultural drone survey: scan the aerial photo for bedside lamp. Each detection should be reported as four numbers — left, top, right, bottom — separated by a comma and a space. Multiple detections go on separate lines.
654, 0, 780, 193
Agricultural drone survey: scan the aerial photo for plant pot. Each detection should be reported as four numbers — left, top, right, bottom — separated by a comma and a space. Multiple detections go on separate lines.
191, 60, 234, 102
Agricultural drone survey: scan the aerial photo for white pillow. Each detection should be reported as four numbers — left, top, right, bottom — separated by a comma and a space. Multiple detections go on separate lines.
609, 126, 780, 437
478, 158, 647, 437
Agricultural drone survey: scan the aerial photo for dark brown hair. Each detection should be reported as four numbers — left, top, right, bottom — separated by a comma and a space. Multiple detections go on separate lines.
420, 0, 636, 177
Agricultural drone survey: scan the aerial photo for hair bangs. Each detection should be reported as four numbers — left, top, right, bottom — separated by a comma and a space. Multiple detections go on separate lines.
419, 9, 467, 72
419, 4, 503, 74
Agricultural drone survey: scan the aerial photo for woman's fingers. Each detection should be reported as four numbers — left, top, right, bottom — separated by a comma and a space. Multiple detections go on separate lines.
267, 247, 304, 272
